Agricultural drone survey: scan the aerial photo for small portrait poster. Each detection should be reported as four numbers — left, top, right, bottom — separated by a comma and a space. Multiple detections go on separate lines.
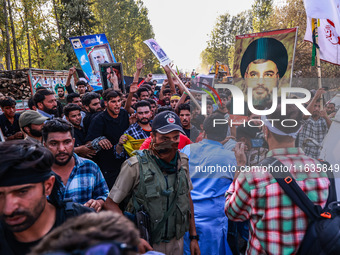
69, 34, 116, 91
233, 28, 297, 107
144, 39, 171, 66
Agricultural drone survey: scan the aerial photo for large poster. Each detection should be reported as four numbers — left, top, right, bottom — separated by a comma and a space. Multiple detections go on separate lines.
69, 34, 116, 91
233, 28, 298, 107
144, 39, 171, 66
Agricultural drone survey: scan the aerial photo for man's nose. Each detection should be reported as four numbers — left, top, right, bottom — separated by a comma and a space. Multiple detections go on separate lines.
3, 195, 18, 216
58, 143, 67, 152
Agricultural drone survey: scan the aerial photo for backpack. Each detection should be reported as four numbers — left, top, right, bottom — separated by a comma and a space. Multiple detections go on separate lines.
262, 157, 340, 255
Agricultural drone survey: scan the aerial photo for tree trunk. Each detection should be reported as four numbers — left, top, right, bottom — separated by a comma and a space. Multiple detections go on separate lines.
2, 0, 11, 70
52, 0, 62, 44
7, 0, 18, 69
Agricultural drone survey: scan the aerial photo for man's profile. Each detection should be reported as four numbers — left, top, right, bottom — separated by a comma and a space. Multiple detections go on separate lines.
240, 37, 288, 107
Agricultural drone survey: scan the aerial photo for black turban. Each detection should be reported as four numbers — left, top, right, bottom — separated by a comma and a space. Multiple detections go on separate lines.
240, 37, 288, 79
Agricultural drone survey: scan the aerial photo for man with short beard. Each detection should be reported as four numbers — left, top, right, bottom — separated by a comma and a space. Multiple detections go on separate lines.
0, 140, 94, 255
178, 103, 199, 143
298, 88, 332, 158
33, 89, 58, 119
43, 119, 109, 211
85, 90, 129, 189
64, 104, 96, 159
81, 92, 102, 133
117, 101, 153, 157
19, 110, 48, 143
104, 111, 200, 255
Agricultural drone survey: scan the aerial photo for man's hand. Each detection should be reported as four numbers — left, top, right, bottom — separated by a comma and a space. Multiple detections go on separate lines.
118, 135, 128, 146
129, 113, 137, 125
98, 139, 113, 150
320, 109, 328, 118
145, 73, 153, 82
87, 85, 94, 92
129, 82, 138, 94
74, 145, 96, 158
138, 238, 153, 253
68, 66, 76, 77
107, 70, 119, 88
84, 199, 103, 212
234, 142, 247, 166
162, 79, 169, 87
136, 58, 144, 71
190, 239, 201, 255
315, 88, 326, 99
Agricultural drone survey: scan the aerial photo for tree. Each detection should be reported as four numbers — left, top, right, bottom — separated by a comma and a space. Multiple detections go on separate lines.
252, 0, 273, 32
7, 0, 18, 69
2, 0, 11, 70
200, 10, 253, 73
92, 0, 160, 76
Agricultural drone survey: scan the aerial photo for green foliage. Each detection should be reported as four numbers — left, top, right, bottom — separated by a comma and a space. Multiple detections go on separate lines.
200, 10, 253, 74
0, 0, 159, 75
252, 0, 273, 32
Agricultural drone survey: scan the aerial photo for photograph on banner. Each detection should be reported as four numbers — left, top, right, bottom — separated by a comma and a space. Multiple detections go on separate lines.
144, 39, 171, 66
69, 34, 116, 91
233, 28, 298, 108
99, 63, 125, 93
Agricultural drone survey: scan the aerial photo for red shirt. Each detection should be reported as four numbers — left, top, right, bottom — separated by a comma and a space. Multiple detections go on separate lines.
139, 133, 191, 150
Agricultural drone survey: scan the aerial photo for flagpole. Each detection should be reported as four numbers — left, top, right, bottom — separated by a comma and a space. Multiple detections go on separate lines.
314, 18, 324, 109
168, 66, 201, 111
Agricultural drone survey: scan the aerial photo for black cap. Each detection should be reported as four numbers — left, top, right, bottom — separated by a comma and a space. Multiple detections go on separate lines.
152, 111, 185, 135
240, 37, 288, 79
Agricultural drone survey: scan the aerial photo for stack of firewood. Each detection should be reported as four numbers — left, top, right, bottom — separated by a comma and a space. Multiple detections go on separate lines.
0, 70, 31, 100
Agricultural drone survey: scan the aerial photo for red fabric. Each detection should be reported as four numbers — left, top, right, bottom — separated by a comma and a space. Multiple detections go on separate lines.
139, 133, 191, 150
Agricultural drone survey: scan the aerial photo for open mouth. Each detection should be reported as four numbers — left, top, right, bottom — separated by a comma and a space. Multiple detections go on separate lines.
5, 215, 26, 226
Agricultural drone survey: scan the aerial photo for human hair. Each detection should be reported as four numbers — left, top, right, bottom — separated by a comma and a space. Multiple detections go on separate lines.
207, 100, 213, 106
203, 112, 228, 141
76, 80, 87, 87
63, 104, 82, 117
57, 86, 64, 91
137, 87, 149, 98
134, 100, 151, 111
156, 105, 174, 114
33, 89, 54, 106
0, 96, 16, 108
81, 92, 100, 106
146, 98, 156, 106
266, 103, 302, 142
29, 211, 139, 255
132, 93, 138, 100
28, 96, 35, 110
141, 84, 152, 92
35, 87, 48, 92
66, 93, 80, 104
178, 103, 190, 115
326, 102, 335, 107
42, 118, 74, 142
162, 88, 171, 96
103, 89, 121, 102
219, 93, 227, 100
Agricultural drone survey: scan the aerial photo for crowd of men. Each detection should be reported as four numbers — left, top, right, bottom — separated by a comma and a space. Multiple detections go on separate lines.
0, 56, 338, 255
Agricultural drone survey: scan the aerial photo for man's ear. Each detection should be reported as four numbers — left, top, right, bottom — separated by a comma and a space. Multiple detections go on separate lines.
23, 126, 30, 134
44, 175, 55, 196
104, 101, 108, 108
37, 102, 43, 110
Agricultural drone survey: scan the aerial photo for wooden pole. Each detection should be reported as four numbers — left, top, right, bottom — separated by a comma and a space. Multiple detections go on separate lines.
314, 18, 323, 109
168, 66, 201, 111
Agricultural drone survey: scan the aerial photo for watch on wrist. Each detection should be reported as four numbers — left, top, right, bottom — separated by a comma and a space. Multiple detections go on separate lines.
189, 235, 199, 241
